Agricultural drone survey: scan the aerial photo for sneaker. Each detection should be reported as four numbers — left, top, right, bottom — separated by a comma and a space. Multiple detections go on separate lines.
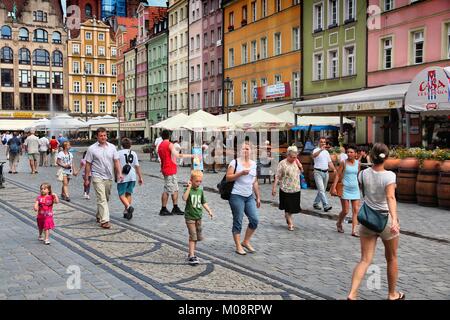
313, 204, 322, 210
38, 236, 44, 241
84, 193, 88, 199
125, 206, 134, 220
324, 206, 333, 212
86, 194, 90, 200
172, 206, 184, 215
159, 208, 172, 216
44, 240, 50, 245
187, 256, 199, 266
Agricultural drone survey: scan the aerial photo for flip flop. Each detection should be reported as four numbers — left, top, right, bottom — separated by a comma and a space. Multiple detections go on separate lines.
336, 223, 344, 233
288, 225, 294, 231
241, 243, 256, 253
351, 233, 360, 238
389, 292, 405, 300
235, 250, 246, 255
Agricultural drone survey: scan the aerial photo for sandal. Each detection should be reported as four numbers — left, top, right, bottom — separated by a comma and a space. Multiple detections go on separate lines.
288, 225, 294, 231
241, 242, 256, 253
388, 292, 405, 300
351, 232, 360, 238
235, 250, 246, 255
336, 223, 344, 233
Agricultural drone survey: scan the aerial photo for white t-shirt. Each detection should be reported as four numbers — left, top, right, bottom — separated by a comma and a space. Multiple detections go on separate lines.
313, 148, 332, 170
229, 159, 257, 197
38, 137, 49, 152
117, 149, 139, 183
155, 137, 163, 151
57, 151, 74, 175
359, 168, 396, 212
24, 134, 40, 154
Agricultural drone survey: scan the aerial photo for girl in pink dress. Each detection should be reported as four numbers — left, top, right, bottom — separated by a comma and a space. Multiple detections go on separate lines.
34, 183, 59, 245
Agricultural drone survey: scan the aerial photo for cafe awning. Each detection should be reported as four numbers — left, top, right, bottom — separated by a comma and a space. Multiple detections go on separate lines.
294, 83, 410, 116
0, 119, 37, 131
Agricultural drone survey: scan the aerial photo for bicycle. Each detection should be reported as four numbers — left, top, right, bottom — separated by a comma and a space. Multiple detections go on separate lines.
0, 161, 5, 189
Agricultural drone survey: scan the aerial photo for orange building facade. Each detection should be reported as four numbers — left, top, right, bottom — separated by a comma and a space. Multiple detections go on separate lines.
223, 0, 301, 110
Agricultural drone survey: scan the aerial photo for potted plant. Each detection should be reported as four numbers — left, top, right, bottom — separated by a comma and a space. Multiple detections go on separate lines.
384, 148, 401, 172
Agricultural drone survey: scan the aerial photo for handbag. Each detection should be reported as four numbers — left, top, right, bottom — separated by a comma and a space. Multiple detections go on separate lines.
56, 168, 64, 182
122, 150, 133, 175
357, 170, 388, 233
217, 159, 237, 200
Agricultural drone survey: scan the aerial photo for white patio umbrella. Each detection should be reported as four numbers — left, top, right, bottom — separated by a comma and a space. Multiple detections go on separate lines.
151, 113, 189, 130
25, 118, 49, 131
86, 115, 118, 126
181, 110, 233, 131
234, 109, 290, 130
37, 114, 88, 130
217, 112, 243, 124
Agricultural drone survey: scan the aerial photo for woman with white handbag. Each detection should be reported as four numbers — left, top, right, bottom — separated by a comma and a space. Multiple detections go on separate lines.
56, 141, 79, 202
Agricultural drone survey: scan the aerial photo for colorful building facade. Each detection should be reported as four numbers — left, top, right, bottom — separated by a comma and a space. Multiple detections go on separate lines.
189, 0, 203, 112
223, 0, 301, 110
124, 45, 136, 121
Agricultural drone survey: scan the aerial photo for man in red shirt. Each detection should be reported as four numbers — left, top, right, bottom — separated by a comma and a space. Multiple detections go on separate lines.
49, 136, 59, 167
158, 130, 193, 216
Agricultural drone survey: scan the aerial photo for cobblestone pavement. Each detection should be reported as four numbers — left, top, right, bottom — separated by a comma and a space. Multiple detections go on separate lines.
0, 146, 449, 300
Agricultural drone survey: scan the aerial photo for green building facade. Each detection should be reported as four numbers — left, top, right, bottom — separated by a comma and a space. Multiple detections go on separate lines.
302, 0, 367, 98
147, 18, 168, 130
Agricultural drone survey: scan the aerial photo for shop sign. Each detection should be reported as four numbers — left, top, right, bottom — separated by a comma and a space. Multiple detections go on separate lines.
257, 82, 291, 100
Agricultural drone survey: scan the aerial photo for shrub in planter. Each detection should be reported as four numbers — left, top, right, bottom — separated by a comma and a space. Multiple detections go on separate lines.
142, 145, 151, 153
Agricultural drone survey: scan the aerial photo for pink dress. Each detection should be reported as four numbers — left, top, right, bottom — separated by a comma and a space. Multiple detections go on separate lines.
36, 195, 55, 230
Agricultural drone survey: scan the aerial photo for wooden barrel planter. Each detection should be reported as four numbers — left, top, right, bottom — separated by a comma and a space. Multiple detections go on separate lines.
416, 160, 441, 207
397, 158, 419, 203
437, 160, 450, 209
299, 154, 313, 185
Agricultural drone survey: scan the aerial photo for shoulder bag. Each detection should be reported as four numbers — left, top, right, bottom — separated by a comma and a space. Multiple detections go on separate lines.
217, 159, 237, 200
357, 169, 389, 233
122, 150, 133, 175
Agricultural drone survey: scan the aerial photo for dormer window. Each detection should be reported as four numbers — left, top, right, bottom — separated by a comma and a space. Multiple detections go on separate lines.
33, 11, 47, 22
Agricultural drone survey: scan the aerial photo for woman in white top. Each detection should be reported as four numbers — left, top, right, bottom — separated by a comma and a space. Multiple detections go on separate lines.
347, 143, 403, 300
57, 141, 78, 202
226, 142, 261, 255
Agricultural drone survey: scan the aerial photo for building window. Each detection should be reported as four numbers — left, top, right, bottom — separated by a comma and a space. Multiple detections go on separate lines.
99, 46, 105, 56
314, 2, 323, 32
33, 29, 48, 42
218, 89, 223, 106
229, 83, 234, 106
196, 34, 200, 49
261, 0, 267, 18
85, 4, 92, 17
218, 58, 222, 73
211, 60, 215, 75
19, 28, 29, 41
412, 30, 424, 64
383, 38, 392, 69
111, 47, 117, 57
99, 101, 106, 113
447, 24, 450, 59
33, 11, 47, 22
100, 83, 106, 94
328, 50, 338, 78
204, 63, 209, 77
74, 101, 80, 113
344, 46, 355, 75
1, 25, 12, 39
86, 32, 92, 40
293, 27, 300, 50
33, 49, 50, 66
1, 93, 14, 110
204, 33, 208, 47
314, 53, 323, 80
72, 44, 80, 54
242, 5, 248, 25
73, 61, 80, 73
52, 32, 61, 44
251, 2, 257, 22
251, 80, 257, 102
261, 77, 267, 87
218, 26, 222, 40
19, 70, 31, 88
197, 93, 200, 108
204, 92, 208, 107
112, 83, 117, 94
261, 37, 268, 58
73, 82, 80, 93
229, 12, 234, 29
328, 0, 339, 28
384, 0, 394, 11
242, 81, 248, 104
197, 64, 200, 80
52, 72, 63, 89
87, 101, 93, 113
275, 74, 282, 84
86, 82, 93, 93
0, 47, 13, 63
211, 90, 215, 106
275, 0, 281, 13
190, 66, 194, 81
251, 41, 257, 62
112, 64, 117, 75
292, 72, 300, 98
33, 71, 50, 88
18, 48, 30, 65
52, 50, 63, 67
229, 48, 235, 67
274, 33, 282, 55
344, 0, 355, 22
99, 64, 105, 75
98, 33, 105, 41
211, 30, 215, 44
293, 0, 300, 4
241, 43, 248, 64
86, 45, 93, 55
1, 69, 14, 87
112, 102, 118, 114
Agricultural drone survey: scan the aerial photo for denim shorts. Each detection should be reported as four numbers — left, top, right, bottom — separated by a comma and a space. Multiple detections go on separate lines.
229, 193, 259, 234
117, 181, 136, 196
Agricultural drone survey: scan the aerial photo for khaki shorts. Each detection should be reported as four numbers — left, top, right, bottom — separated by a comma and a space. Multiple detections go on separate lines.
186, 219, 203, 241
28, 153, 39, 161
358, 214, 399, 241
163, 175, 179, 194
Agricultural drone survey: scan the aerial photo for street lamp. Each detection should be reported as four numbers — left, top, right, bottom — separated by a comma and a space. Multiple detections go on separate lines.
223, 76, 233, 122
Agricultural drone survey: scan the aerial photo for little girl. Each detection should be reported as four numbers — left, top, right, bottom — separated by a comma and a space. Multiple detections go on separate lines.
34, 183, 59, 245
79, 151, 91, 199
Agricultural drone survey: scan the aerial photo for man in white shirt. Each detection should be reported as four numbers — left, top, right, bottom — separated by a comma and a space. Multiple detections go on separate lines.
312, 137, 337, 212
38, 134, 50, 167
24, 130, 40, 174
154, 131, 163, 162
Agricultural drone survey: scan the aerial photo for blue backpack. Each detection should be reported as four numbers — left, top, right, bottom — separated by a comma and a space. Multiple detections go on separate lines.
9, 138, 20, 154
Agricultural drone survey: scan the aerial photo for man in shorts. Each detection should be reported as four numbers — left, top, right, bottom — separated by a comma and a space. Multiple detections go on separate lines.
24, 129, 40, 174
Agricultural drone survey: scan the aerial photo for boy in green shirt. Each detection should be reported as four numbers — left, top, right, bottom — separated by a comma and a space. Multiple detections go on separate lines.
183, 170, 214, 265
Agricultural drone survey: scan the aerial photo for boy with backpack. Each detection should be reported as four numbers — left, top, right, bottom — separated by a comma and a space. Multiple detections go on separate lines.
6, 132, 21, 174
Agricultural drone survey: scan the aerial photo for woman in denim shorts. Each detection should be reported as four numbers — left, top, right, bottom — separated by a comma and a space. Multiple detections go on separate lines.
226, 142, 261, 255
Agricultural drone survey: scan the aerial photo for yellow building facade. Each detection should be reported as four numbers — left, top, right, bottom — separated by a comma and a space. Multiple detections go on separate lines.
223, 0, 301, 109
68, 19, 117, 120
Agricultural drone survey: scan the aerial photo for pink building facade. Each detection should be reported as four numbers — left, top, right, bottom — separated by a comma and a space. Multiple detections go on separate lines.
189, 0, 203, 112
367, 0, 450, 146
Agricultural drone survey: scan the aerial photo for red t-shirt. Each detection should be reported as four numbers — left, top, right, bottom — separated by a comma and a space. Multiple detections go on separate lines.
49, 139, 58, 150
158, 140, 177, 176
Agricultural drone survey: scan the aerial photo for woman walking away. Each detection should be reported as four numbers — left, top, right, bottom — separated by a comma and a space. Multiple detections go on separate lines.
272, 146, 303, 231
34, 183, 59, 245
347, 143, 403, 300
226, 142, 261, 255
57, 141, 78, 202
79, 151, 91, 199
331, 145, 361, 236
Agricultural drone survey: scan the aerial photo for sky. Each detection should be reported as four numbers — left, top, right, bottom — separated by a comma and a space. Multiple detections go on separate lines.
61, 0, 169, 16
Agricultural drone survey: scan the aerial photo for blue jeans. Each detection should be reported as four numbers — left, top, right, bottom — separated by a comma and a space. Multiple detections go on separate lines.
229, 194, 259, 234
313, 170, 330, 208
